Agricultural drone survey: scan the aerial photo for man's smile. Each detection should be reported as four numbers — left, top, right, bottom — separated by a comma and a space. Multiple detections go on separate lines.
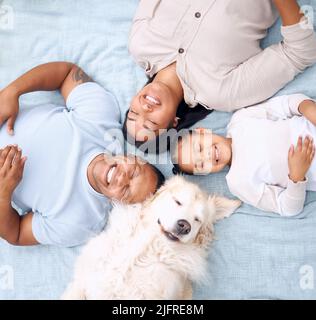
106, 165, 117, 185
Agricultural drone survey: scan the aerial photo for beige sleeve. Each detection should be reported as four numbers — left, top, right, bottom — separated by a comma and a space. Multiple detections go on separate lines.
221, 18, 316, 111
256, 178, 307, 217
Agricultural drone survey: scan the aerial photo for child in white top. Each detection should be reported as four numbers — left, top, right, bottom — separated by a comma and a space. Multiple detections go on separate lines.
172, 94, 316, 216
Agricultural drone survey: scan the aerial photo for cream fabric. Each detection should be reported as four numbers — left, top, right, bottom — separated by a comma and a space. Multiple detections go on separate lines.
129, 0, 316, 111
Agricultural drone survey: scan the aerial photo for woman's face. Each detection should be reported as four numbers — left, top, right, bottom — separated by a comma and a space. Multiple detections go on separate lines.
175, 130, 232, 175
126, 82, 179, 142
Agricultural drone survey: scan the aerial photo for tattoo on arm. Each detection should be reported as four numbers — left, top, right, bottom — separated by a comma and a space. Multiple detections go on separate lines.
72, 67, 93, 84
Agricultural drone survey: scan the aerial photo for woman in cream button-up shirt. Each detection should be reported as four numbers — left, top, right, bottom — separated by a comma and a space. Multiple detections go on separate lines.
125, 0, 316, 146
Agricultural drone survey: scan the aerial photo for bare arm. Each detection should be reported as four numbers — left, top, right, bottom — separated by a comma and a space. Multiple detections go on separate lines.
0, 145, 38, 246
299, 100, 316, 126
6, 62, 92, 99
273, 0, 304, 26
0, 62, 93, 134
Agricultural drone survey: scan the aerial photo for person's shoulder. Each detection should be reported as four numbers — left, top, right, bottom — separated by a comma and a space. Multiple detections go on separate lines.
67, 82, 121, 125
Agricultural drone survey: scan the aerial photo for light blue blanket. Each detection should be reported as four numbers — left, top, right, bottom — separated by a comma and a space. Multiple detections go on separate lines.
1, 0, 316, 300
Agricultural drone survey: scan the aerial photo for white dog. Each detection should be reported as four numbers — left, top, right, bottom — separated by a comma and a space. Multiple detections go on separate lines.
62, 176, 241, 300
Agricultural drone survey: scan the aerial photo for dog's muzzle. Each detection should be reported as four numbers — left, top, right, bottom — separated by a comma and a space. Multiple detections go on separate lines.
158, 219, 180, 242
158, 219, 192, 241
176, 220, 191, 235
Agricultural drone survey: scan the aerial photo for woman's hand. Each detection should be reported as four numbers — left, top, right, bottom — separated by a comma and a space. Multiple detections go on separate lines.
273, 0, 304, 26
0, 145, 27, 201
288, 136, 315, 183
299, 100, 316, 126
0, 86, 19, 135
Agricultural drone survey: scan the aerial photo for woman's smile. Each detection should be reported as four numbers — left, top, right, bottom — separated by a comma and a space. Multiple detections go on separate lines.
144, 94, 161, 106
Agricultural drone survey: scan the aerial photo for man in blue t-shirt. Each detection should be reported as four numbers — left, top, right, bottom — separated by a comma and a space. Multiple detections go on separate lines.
0, 62, 165, 247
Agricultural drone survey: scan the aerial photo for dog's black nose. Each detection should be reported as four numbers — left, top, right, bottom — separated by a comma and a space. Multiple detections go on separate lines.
176, 220, 191, 235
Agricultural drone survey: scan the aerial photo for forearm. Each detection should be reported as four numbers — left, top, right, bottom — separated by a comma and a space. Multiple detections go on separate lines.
273, 0, 304, 26
0, 198, 21, 245
6, 62, 74, 97
257, 180, 307, 216
299, 100, 316, 125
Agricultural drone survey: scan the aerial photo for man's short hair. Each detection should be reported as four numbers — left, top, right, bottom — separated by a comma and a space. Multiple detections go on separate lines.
149, 164, 166, 191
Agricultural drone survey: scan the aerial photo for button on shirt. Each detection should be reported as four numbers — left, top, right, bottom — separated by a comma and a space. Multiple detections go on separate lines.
0, 83, 121, 247
129, 0, 316, 111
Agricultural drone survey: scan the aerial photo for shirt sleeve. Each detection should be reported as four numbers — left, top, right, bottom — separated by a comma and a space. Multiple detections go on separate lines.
256, 178, 308, 217
221, 17, 316, 111
66, 82, 121, 129
230, 177, 307, 217
32, 211, 97, 247
230, 94, 314, 123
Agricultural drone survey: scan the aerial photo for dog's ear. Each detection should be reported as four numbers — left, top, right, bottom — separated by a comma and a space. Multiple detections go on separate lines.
195, 221, 214, 248
209, 196, 241, 223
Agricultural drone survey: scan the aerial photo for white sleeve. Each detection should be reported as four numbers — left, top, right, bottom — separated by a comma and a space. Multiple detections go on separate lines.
256, 178, 307, 217
228, 176, 307, 216
221, 18, 316, 111
66, 82, 121, 129
231, 94, 314, 123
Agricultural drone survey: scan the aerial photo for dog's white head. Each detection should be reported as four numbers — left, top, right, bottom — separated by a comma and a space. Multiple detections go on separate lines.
145, 176, 241, 246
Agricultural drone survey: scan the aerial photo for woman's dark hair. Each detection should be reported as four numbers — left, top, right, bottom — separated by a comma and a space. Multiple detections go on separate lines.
123, 76, 213, 154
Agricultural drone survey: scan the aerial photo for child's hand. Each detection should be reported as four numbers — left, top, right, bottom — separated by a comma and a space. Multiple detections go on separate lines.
288, 136, 315, 183
0, 145, 26, 201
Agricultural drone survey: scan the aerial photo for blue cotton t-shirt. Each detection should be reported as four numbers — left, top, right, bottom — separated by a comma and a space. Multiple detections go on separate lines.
0, 82, 121, 247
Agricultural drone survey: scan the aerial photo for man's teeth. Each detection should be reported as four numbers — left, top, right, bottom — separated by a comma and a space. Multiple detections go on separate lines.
145, 95, 159, 105
107, 167, 116, 184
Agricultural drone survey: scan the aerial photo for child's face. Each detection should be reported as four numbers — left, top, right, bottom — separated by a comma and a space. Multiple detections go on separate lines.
175, 129, 232, 175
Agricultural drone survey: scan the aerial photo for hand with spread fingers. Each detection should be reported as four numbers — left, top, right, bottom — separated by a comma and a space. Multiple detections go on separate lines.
0, 87, 19, 136
288, 136, 316, 183
0, 145, 27, 200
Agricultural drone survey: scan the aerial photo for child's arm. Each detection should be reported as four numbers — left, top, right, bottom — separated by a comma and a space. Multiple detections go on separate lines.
230, 136, 315, 216
231, 95, 314, 123
260, 136, 314, 216
0, 145, 38, 246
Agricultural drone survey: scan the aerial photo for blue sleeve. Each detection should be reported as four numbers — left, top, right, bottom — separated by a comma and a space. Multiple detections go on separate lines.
65, 82, 121, 129
32, 211, 97, 247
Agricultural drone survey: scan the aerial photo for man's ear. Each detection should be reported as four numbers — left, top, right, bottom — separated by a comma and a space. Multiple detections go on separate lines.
172, 117, 180, 128
209, 196, 241, 223
143, 182, 167, 209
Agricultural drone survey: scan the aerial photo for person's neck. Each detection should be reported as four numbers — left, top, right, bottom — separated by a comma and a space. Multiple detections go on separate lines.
154, 63, 183, 109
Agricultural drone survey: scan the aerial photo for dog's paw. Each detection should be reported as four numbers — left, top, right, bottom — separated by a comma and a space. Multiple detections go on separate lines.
210, 196, 242, 222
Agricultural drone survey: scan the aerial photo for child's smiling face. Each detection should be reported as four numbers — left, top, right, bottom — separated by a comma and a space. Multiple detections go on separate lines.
174, 129, 233, 175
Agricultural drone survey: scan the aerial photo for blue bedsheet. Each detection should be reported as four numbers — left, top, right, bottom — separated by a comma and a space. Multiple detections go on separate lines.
1, 0, 316, 300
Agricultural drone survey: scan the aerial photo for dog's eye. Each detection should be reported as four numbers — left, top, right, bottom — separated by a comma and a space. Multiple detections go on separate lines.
194, 217, 201, 223
173, 197, 182, 206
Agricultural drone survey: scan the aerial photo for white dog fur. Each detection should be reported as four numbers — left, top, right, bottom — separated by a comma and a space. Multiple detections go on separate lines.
62, 176, 241, 300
